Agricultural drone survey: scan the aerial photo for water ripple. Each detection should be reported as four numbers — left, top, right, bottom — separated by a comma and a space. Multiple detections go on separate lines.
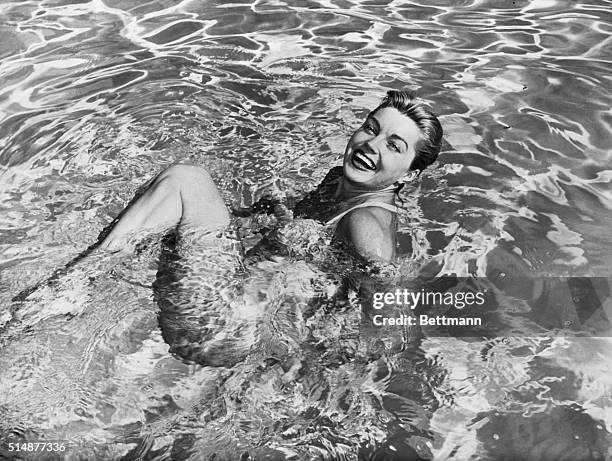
2, 0, 612, 457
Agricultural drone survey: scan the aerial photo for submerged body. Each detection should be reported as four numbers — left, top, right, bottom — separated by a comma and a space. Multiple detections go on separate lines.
96, 93, 444, 367
138, 164, 404, 366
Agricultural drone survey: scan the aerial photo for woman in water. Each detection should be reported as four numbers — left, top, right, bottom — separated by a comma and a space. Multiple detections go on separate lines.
98, 90, 443, 262
88, 90, 443, 368
8, 90, 441, 370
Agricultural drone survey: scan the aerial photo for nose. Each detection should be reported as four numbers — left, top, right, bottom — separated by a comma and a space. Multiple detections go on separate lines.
364, 136, 382, 155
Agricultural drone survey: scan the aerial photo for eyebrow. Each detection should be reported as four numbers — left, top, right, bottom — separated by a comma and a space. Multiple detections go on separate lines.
368, 115, 409, 151
390, 133, 408, 150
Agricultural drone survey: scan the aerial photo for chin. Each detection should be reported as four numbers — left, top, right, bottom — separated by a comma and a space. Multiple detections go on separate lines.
343, 162, 372, 184
344, 168, 388, 191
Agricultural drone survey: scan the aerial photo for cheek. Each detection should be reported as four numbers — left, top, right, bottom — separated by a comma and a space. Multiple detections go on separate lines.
349, 132, 366, 146
344, 134, 359, 153
383, 155, 412, 177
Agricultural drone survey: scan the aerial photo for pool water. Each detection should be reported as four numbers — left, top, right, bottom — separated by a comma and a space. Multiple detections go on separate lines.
1, 0, 612, 459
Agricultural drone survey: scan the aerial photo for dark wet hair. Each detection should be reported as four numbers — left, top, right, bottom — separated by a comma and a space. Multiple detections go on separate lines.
369, 90, 443, 172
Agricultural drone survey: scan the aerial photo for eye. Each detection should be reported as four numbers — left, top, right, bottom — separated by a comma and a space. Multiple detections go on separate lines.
363, 122, 376, 134
388, 141, 400, 152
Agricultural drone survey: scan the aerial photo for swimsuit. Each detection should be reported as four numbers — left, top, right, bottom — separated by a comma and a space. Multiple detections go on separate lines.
325, 190, 400, 228
158, 168, 403, 366
293, 166, 401, 230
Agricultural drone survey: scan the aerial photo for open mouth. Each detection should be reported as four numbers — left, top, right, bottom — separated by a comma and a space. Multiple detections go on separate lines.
351, 149, 377, 171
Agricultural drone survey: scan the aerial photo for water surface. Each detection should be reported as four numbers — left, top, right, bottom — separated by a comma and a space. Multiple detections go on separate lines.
1, 0, 611, 459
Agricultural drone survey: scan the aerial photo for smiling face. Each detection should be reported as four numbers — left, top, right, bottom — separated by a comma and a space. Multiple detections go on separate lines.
342, 107, 423, 191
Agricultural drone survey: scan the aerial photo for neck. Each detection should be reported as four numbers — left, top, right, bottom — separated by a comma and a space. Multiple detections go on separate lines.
336, 178, 397, 203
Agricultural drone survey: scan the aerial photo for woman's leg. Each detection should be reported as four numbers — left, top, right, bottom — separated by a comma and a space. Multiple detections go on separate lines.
154, 229, 250, 367
99, 164, 252, 366
13, 164, 227, 304
99, 164, 230, 251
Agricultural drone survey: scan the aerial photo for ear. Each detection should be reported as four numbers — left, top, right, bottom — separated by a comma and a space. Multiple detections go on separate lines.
397, 170, 419, 185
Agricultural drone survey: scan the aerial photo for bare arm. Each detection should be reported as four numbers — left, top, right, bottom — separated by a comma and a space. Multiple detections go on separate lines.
335, 207, 396, 262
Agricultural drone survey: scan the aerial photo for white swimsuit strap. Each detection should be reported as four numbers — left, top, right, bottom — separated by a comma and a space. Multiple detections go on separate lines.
326, 201, 399, 227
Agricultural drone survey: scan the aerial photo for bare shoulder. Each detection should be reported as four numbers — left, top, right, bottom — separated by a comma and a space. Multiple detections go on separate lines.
337, 207, 396, 262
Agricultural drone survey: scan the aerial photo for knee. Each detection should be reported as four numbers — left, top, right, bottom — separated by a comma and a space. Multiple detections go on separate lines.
169, 341, 248, 368
159, 164, 216, 192
160, 163, 209, 183
160, 325, 250, 367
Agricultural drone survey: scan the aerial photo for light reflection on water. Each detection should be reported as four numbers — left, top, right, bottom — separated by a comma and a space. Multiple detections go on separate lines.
1, 0, 612, 459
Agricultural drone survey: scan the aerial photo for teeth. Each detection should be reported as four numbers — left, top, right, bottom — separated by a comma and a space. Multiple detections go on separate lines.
354, 150, 375, 170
